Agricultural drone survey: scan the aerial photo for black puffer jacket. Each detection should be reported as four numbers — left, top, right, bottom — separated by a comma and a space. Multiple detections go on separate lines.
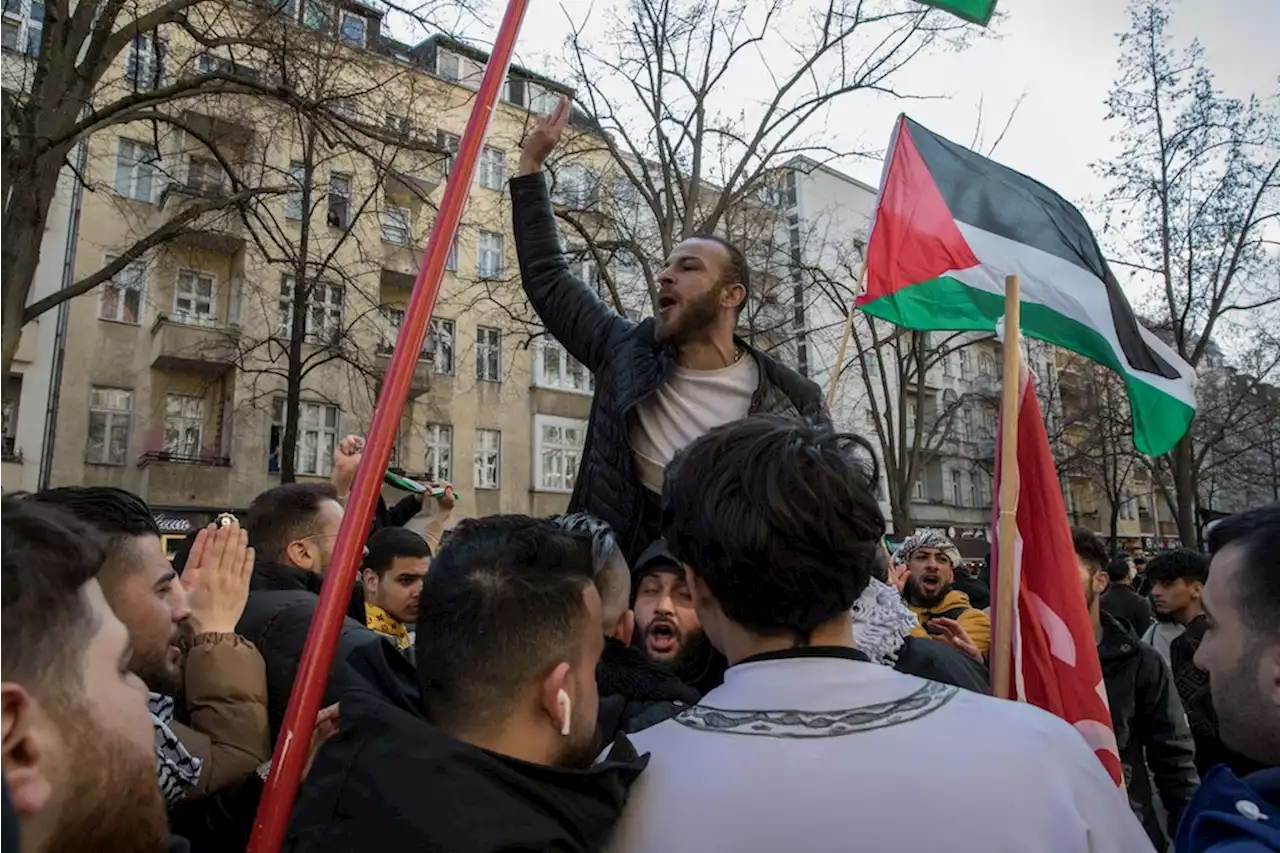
1098, 612, 1199, 848
511, 173, 829, 562
596, 637, 701, 743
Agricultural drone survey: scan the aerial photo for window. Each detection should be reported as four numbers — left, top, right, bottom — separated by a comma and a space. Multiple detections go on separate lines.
436, 131, 460, 174
912, 477, 925, 500
959, 405, 972, 441
958, 348, 972, 379
163, 395, 204, 457
445, 234, 459, 271
278, 277, 344, 342
286, 161, 305, 220
429, 317, 454, 374
781, 170, 797, 208
529, 84, 559, 114
969, 475, 978, 509
174, 269, 216, 325
534, 338, 593, 393
980, 353, 996, 376
87, 387, 132, 465
303, 0, 330, 29
381, 203, 410, 244
269, 398, 339, 476
861, 351, 878, 376
125, 34, 163, 90
476, 326, 501, 381
552, 164, 598, 207
942, 350, 954, 376
477, 230, 503, 279
185, 155, 222, 192
338, 11, 365, 47
377, 306, 428, 358
424, 423, 452, 481
2, 0, 41, 56
385, 113, 410, 137
114, 139, 158, 202
951, 470, 963, 506
330, 99, 358, 122
327, 172, 351, 227
99, 255, 145, 323
435, 50, 481, 85
474, 429, 500, 489
534, 415, 586, 493
478, 147, 506, 190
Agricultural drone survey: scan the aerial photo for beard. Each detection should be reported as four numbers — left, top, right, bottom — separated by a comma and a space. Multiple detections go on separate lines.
669, 627, 715, 684
655, 286, 722, 345
905, 576, 953, 610
131, 638, 184, 697
553, 710, 603, 770
46, 702, 169, 853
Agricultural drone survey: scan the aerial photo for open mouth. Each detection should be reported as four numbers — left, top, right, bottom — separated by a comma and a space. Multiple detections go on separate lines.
167, 644, 183, 665
657, 294, 677, 314
920, 572, 942, 593
647, 622, 678, 654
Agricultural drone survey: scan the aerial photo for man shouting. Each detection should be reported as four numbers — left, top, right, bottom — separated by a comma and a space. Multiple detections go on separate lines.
511, 97, 828, 563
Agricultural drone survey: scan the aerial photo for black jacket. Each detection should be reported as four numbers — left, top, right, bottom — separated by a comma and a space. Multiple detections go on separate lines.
596, 637, 701, 742
893, 635, 990, 694
1170, 614, 1268, 778
1097, 612, 1199, 847
237, 560, 383, 744
285, 670, 648, 852
511, 173, 829, 562
1101, 583, 1153, 636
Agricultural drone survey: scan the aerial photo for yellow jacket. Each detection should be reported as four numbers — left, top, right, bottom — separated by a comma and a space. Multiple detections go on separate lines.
908, 589, 991, 656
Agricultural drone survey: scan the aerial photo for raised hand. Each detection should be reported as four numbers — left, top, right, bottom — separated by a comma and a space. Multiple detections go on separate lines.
332, 434, 365, 497
927, 616, 983, 664
517, 95, 571, 176
183, 520, 255, 636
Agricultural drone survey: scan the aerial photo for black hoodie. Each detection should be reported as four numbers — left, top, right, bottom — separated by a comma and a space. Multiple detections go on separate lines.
596, 637, 701, 742
285, 644, 649, 853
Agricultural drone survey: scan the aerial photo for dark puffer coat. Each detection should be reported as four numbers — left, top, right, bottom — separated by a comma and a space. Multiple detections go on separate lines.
511, 172, 829, 562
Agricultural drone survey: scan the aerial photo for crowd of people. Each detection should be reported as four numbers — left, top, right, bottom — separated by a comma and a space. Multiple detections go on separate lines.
2, 97, 1276, 853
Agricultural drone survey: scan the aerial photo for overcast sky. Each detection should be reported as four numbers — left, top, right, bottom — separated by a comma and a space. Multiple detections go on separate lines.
496, 0, 1278, 204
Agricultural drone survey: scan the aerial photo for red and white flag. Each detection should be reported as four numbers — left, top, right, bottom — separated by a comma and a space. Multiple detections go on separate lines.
991, 361, 1124, 787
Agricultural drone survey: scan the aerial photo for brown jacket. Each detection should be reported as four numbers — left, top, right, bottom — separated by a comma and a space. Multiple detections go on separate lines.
171, 632, 270, 798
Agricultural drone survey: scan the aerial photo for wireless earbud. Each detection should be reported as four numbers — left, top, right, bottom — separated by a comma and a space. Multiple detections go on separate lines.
557, 689, 572, 737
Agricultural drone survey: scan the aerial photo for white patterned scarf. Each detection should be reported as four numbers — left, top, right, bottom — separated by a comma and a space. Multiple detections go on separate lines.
150, 693, 204, 805
850, 578, 921, 666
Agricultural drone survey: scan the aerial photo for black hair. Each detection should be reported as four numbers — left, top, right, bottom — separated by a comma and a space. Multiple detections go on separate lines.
690, 232, 749, 315
416, 515, 596, 732
1106, 555, 1132, 584
30, 486, 158, 555
1146, 548, 1209, 587
661, 415, 884, 645
245, 483, 340, 564
1070, 527, 1108, 576
362, 527, 431, 576
1207, 503, 1280, 638
2, 497, 107, 697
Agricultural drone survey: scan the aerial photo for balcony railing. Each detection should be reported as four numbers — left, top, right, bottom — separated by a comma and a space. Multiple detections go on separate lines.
138, 450, 232, 468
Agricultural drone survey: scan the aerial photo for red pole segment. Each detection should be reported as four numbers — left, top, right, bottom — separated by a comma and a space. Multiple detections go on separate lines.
244, 2, 532, 849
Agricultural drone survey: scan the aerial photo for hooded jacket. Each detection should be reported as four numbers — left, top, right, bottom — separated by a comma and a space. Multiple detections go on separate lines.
285, 651, 649, 853
511, 173, 828, 565
907, 588, 992, 657
597, 637, 702, 742
1175, 766, 1279, 853
1097, 612, 1199, 846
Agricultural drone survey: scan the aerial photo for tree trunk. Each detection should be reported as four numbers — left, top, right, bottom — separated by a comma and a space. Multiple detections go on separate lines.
1173, 434, 1197, 546
1108, 505, 1121, 552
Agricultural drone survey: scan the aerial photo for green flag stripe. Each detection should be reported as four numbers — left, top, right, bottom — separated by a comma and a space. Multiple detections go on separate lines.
914, 0, 996, 26
859, 276, 1195, 457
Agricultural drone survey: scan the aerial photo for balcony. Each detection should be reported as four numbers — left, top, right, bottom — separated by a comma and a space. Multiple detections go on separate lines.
971, 373, 998, 396
975, 438, 996, 461
150, 315, 239, 375
137, 451, 236, 507
373, 347, 433, 397
157, 163, 246, 255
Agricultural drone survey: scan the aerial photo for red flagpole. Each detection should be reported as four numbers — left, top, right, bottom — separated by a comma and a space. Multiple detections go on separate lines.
244, 1, 532, 848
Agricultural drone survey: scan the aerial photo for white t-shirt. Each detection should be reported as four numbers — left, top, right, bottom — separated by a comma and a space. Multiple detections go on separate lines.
629, 357, 759, 493
606, 654, 1153, 853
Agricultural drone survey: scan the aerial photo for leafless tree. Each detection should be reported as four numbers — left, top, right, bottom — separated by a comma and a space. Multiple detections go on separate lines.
0, 0, 471, 377
1095, 0, 1280, 544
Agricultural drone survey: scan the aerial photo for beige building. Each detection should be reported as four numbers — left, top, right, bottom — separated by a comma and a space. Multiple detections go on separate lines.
41, 6, 618, 548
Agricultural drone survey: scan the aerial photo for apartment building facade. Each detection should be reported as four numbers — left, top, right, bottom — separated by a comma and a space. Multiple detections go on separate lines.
38, 7, 619, 545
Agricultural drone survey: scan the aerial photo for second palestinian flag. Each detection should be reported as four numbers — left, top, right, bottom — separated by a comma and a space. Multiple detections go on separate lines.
856, 115, 1197, 457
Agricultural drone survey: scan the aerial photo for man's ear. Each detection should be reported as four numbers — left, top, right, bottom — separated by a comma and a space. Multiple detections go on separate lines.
720, 282, 746, 312
1, 683, 54, 817
538, 662, 572, 737
1094, 571, 1110, 595
683, 564, 714, 611
615, 610, 636, 647
287, 539, 314, 571
1190, 580, 1205, 601
361, 568, 378, 594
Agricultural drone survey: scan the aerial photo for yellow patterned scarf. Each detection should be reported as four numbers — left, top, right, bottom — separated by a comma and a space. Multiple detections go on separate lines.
365, 602, 410, 650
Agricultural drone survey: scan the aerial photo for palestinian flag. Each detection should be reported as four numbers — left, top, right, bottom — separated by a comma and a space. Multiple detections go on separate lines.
915, 0, 996, 26
856, 115, 1196, 456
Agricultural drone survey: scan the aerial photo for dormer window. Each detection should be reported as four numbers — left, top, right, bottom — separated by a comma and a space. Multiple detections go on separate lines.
339, 11, 365, 47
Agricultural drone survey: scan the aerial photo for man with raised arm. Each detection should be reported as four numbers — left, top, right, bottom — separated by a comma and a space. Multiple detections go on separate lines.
510, 98, 828, 563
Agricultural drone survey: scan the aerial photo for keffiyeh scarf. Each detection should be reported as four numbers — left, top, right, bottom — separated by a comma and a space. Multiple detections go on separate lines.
150, 692, 203, 805
850, 577, 922, 666
891, 528, 961, 570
